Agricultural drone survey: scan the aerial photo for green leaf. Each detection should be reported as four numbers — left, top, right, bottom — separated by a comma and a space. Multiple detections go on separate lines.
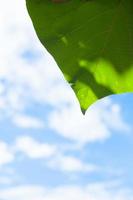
26, 0, 133, 113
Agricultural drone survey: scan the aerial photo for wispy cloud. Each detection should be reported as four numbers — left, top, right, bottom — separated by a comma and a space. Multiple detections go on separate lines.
48, 154, 98, 173
0, 141, 14, 167
12, 114, 44, 129
15, 136, 57, 159
0, 182, 132, 200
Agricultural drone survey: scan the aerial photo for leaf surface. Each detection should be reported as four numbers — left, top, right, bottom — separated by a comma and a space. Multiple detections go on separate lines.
26, 0, 133, 112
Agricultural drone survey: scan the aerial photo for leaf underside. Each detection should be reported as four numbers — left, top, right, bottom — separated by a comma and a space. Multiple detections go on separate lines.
26, 0, 133, 113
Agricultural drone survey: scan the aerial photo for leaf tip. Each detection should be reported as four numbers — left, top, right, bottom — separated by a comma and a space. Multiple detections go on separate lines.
81, 108, 86, 115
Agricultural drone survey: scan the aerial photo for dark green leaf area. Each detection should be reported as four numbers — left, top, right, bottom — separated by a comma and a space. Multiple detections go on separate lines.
26, 0, 133, 111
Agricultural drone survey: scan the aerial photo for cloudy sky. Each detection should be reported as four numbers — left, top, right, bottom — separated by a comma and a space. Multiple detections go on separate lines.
0, 0, 133, 199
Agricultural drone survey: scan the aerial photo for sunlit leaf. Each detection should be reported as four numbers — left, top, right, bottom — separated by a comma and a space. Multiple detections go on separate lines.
26, 0, 133, 113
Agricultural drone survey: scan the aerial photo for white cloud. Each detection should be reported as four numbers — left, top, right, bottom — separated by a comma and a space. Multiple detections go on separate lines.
0, 141, 14, 166
15, 136, 98, 174
15, 136, 57, 159
0, 185, 45, 200
0, 182, 132, 200
49, 98, 129, 144
12, 114, 44, 129
48, 154, 98, 173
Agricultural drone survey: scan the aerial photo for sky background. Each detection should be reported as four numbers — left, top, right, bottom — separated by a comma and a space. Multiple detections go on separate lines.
0, 0, 133, 199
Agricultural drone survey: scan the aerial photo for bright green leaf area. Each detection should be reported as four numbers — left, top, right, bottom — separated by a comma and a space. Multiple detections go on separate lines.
26, 0, 133, 113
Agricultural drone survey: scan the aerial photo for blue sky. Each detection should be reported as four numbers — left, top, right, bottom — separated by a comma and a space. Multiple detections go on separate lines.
0, 0, 133, 199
